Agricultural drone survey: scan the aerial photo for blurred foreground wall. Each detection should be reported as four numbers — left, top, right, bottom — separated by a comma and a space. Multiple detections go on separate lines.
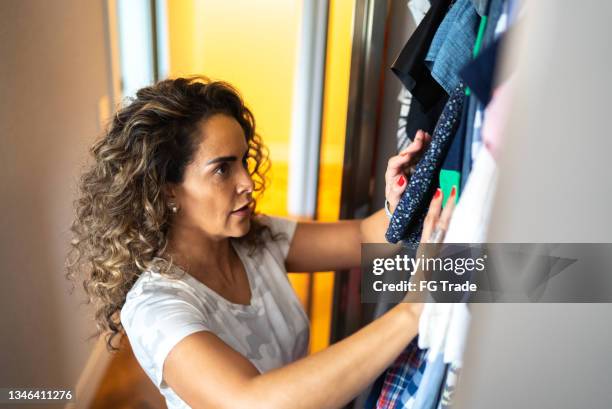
455, 1, 612, 408
0, 1, 113, 407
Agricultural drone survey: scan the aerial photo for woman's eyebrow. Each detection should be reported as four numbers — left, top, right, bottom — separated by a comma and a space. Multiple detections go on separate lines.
206, 155, 237, 165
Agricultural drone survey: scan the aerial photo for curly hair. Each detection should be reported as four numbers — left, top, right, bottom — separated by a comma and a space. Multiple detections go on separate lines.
66, 76, 278, 352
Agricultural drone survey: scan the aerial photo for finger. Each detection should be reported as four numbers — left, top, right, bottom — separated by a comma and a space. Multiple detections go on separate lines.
398, 130, 425, 156
411, 130, 431, 148
421, 188, 443, 243
387, 151, 415, 177
399, 131, 427, 158
387, 174, 408, 212
400, 131, 431, 171
422, 132, 432, 151
389, 133, 424, 171
387, 130, 431, 181
411, 131, 431, 154
387, 138, 425, 179
438, 185, 458, 232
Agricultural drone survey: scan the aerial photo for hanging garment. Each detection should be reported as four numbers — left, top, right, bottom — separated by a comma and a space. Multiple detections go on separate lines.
459, 35, 502, 106
418, 303, 453, 358
446, 147, 499, 240
471, 0, 489, 16
409, 0, 432, 23
459, 9, 489, 187
460, 29, 517, 108
480, 79, 514, 160
416, 138, 499, 409
399, 93, 449, 152
425, 0, 479, 198
365, 370, 388, 409
470, 0, 509, 161
470, 104, 485, 165
442, 303, 471, 366
396, 0, 434, 152
424, 0, 479, 95
435, 364, 461, 409
386, 83, 466, 245
465, 0, 506, 165
507, 0, 520, 23
439, 95, 469, 200
405, 351, 447, 409
460, 96, 479, 190
391, 0, 453, 110
376, 338, 428, 409
397, 86, 414, 152
399, 148, 498, 409
413, 124, 501, 409
397, 353, 429, 409
417, 302, 471, 367
469, 1, 514, 161
393, 0, 452, 152
483, 0, 505, 46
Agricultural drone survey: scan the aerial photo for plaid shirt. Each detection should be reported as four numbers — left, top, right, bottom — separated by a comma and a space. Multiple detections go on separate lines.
376, 339, 428, 409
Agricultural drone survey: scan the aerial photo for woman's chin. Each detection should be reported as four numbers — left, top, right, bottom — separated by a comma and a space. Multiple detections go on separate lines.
229, 218, 251, 238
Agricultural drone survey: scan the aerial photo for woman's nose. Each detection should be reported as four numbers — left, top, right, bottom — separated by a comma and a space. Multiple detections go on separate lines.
237, 168, 255, 195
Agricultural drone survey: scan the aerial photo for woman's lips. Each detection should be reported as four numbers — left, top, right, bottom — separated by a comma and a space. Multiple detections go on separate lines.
231, 203, 251, 217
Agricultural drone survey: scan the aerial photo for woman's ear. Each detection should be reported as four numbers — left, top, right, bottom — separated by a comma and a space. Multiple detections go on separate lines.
162, 184, 178, 201
163, 184, 181, 214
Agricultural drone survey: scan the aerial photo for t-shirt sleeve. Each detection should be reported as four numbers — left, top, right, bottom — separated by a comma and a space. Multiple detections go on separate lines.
258, 214, 298, 260
120, 284, 209, 388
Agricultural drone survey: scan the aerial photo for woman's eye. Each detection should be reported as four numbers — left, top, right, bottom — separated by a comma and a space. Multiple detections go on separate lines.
215, 163, 229, 176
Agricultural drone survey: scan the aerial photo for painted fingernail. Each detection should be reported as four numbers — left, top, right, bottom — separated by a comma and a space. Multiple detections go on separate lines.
397, 175, 406, 187
451, 186, 457, 196
434, 188, 441, 199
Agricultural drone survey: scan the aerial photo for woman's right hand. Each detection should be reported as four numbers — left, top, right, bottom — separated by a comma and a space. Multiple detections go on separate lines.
385, 130, 431, 214
421, 186, 457, 244
402, 186, 457, 307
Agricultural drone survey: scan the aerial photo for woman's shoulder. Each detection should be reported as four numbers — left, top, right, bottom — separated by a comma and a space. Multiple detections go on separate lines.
119, 264, 210, 390
121, 264, 201, 322
125, 263, 188, 295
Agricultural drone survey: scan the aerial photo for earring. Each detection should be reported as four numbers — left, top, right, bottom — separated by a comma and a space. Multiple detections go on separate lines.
168, 203, 179, 214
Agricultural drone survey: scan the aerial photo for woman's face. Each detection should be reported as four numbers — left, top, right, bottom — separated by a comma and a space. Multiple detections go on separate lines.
168, 113, 255, 240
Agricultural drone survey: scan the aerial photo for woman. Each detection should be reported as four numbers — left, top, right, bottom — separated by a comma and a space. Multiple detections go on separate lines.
67, 76, 454, 409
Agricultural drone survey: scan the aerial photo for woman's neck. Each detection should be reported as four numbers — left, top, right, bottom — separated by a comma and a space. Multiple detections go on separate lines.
162, 224, 235, 283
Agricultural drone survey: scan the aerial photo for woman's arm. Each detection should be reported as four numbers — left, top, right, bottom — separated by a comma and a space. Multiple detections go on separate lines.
163, 302, 421, 409
286, 130, 431, 272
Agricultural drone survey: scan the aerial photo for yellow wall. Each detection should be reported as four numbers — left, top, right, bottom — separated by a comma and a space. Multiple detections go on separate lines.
167, 0, 301, 217
165, 0, 354, 353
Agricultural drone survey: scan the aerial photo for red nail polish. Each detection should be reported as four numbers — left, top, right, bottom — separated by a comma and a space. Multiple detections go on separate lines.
398, 175, 406, 187
434, 188, 441, 199
451, 186, 457, 196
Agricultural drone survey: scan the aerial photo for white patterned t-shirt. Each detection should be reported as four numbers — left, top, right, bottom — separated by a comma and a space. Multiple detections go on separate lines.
120, 215, 310, 409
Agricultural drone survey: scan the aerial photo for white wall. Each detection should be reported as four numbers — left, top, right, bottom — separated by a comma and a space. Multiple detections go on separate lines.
455, 1, 612, 408
0, 0, 113, 407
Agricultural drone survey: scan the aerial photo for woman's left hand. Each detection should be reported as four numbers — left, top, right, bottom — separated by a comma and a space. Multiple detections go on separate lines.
385, 129, 431, 214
